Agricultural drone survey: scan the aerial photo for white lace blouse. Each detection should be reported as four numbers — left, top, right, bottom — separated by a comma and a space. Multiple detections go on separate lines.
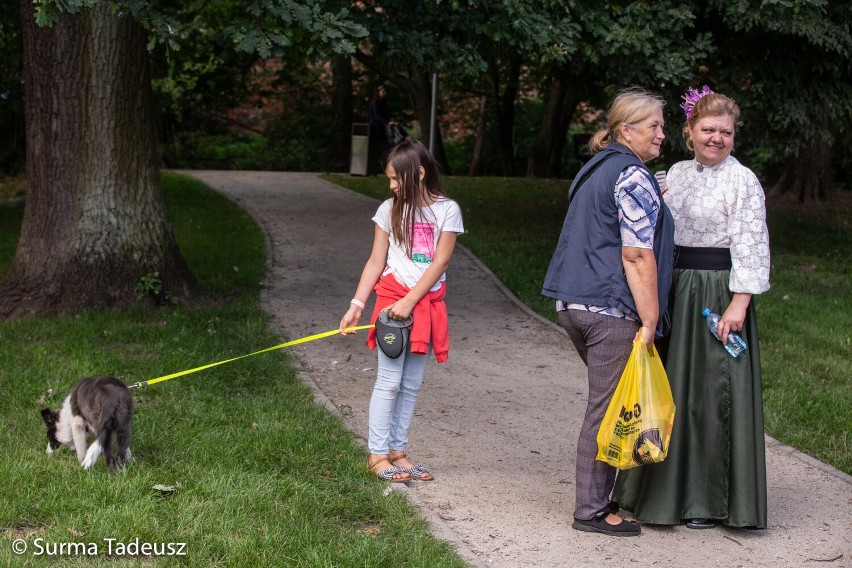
665, 156, 770, 294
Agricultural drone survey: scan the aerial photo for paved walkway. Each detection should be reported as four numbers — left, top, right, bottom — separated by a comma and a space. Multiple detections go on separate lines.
184, 170, 850, 568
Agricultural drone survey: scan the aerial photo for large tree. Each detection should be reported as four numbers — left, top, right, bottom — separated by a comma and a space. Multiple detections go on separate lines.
0, 1, 195, 318
526, 1, 713, 178
705, 0, 852, 201
0, 0, 364, 318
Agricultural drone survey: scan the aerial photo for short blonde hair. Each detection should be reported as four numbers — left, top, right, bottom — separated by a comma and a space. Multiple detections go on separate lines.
589, 88, 666, 152
683, 93, 742, 151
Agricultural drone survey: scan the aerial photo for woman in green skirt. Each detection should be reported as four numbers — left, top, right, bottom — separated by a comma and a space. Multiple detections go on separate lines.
612, 87, 770, 529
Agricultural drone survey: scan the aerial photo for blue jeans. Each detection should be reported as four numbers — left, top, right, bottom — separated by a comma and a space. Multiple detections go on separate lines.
368, 345, 430, 455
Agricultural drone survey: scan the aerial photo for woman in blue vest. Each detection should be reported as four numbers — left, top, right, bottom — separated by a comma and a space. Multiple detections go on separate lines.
542, 88, 674, 537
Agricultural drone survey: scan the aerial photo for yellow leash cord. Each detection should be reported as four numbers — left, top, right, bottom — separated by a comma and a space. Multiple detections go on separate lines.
127, 325, 374, 390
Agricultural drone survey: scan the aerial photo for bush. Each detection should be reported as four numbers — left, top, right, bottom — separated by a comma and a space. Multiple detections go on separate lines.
162, 132, 282, 170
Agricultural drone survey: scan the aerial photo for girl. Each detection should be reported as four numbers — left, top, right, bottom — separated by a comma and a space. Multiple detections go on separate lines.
339, 139, 464, 482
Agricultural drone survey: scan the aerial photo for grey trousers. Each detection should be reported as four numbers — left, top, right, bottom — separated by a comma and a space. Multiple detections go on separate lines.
559, 309, 639, 520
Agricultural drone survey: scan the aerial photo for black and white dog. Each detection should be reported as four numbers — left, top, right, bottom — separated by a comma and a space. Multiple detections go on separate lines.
41, 376, 133, 470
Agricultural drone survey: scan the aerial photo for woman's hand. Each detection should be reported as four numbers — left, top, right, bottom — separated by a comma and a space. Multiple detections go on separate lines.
339, 305, 363, 334
718, 293, 751, 344
638, 325, 656, 350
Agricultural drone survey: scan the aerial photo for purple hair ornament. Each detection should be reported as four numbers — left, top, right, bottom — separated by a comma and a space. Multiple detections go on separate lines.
680, 85, 714, 120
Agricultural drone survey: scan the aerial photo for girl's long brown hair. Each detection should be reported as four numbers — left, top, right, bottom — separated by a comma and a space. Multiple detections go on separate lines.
386, 140, 446, 256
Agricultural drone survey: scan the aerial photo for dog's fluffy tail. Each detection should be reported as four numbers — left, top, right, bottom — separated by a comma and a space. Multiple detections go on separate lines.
81, 429, 109, 469
84, 414, 132, 470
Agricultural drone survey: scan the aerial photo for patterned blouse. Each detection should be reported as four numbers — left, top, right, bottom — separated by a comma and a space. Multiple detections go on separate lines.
665, 156, 770, 294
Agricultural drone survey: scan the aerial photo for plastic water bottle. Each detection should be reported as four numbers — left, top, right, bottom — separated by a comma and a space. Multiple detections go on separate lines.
701, 308, 747, 358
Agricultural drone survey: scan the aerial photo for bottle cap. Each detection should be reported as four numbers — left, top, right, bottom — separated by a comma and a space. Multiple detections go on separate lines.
701, 308, 710, 317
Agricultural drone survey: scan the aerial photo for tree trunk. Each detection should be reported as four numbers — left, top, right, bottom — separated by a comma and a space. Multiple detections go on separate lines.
491, 57, 521, 177
468, 95, 489, 177
400, 70, 451, 175
769, 143, 835, 202
768, 104, 835, 202
331, 55, 353, 173
0, 1, 198, 319
527, 76, 567, 178
528, 65, 589, 179
548, 85, 583, 178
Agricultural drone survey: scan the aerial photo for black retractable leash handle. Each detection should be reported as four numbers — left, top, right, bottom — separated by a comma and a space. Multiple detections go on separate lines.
375, 311, 413, 359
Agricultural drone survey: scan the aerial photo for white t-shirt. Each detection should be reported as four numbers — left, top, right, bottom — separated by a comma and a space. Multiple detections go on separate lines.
372, 197, 465, 291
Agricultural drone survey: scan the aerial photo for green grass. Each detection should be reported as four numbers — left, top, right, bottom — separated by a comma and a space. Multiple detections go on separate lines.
324, 173, 852, 475
0, 173, 468, 567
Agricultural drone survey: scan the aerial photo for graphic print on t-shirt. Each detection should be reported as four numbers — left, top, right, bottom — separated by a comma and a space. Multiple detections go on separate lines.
410, 222, 436, 264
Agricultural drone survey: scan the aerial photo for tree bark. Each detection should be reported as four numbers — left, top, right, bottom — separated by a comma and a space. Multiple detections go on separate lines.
468, 95, 489, 177
1, 1, 198, 319
330, 55, 353, 173
768, 104, 835, 202
527, 76, 567, 178
549, 83, 586, 178
527, 64, 590, 179
491, 56, 521, 177
769, 143, 835, 202
399, 70, 451, 175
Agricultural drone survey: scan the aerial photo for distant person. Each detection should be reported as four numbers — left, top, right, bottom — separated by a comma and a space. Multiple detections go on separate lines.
541, 88, 674, 537
339, 139, 465, 482
613, 87, 771, 530
367, 85, 390, 174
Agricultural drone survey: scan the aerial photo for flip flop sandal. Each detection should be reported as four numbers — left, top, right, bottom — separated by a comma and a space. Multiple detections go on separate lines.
367, 457, 410, 482
405, 464, 434, 481
390, 452, 434, 481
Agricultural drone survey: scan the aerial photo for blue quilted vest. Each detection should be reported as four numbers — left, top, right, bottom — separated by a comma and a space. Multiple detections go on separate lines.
541, 143, 674, 334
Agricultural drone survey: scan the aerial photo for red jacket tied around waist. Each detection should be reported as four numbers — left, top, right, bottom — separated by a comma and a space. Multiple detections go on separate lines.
367, 273, 450, 363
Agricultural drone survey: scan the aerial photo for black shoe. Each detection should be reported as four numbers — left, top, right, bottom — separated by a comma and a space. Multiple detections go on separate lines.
607, 501, 620, 514
685, 518, 718, 529
572, 514, 641, 537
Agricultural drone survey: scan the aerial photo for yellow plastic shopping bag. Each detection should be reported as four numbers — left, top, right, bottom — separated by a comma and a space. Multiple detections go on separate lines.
595, 337, 676, 469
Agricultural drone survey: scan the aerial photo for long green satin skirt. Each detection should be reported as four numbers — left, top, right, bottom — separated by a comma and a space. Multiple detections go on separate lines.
612, 268, 768, 528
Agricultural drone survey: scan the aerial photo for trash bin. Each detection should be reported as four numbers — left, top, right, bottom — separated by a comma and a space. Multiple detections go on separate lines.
350, 123, 370, 176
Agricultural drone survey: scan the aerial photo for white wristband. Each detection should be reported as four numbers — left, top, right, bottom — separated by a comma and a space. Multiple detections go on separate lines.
350, 298, 365, 310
